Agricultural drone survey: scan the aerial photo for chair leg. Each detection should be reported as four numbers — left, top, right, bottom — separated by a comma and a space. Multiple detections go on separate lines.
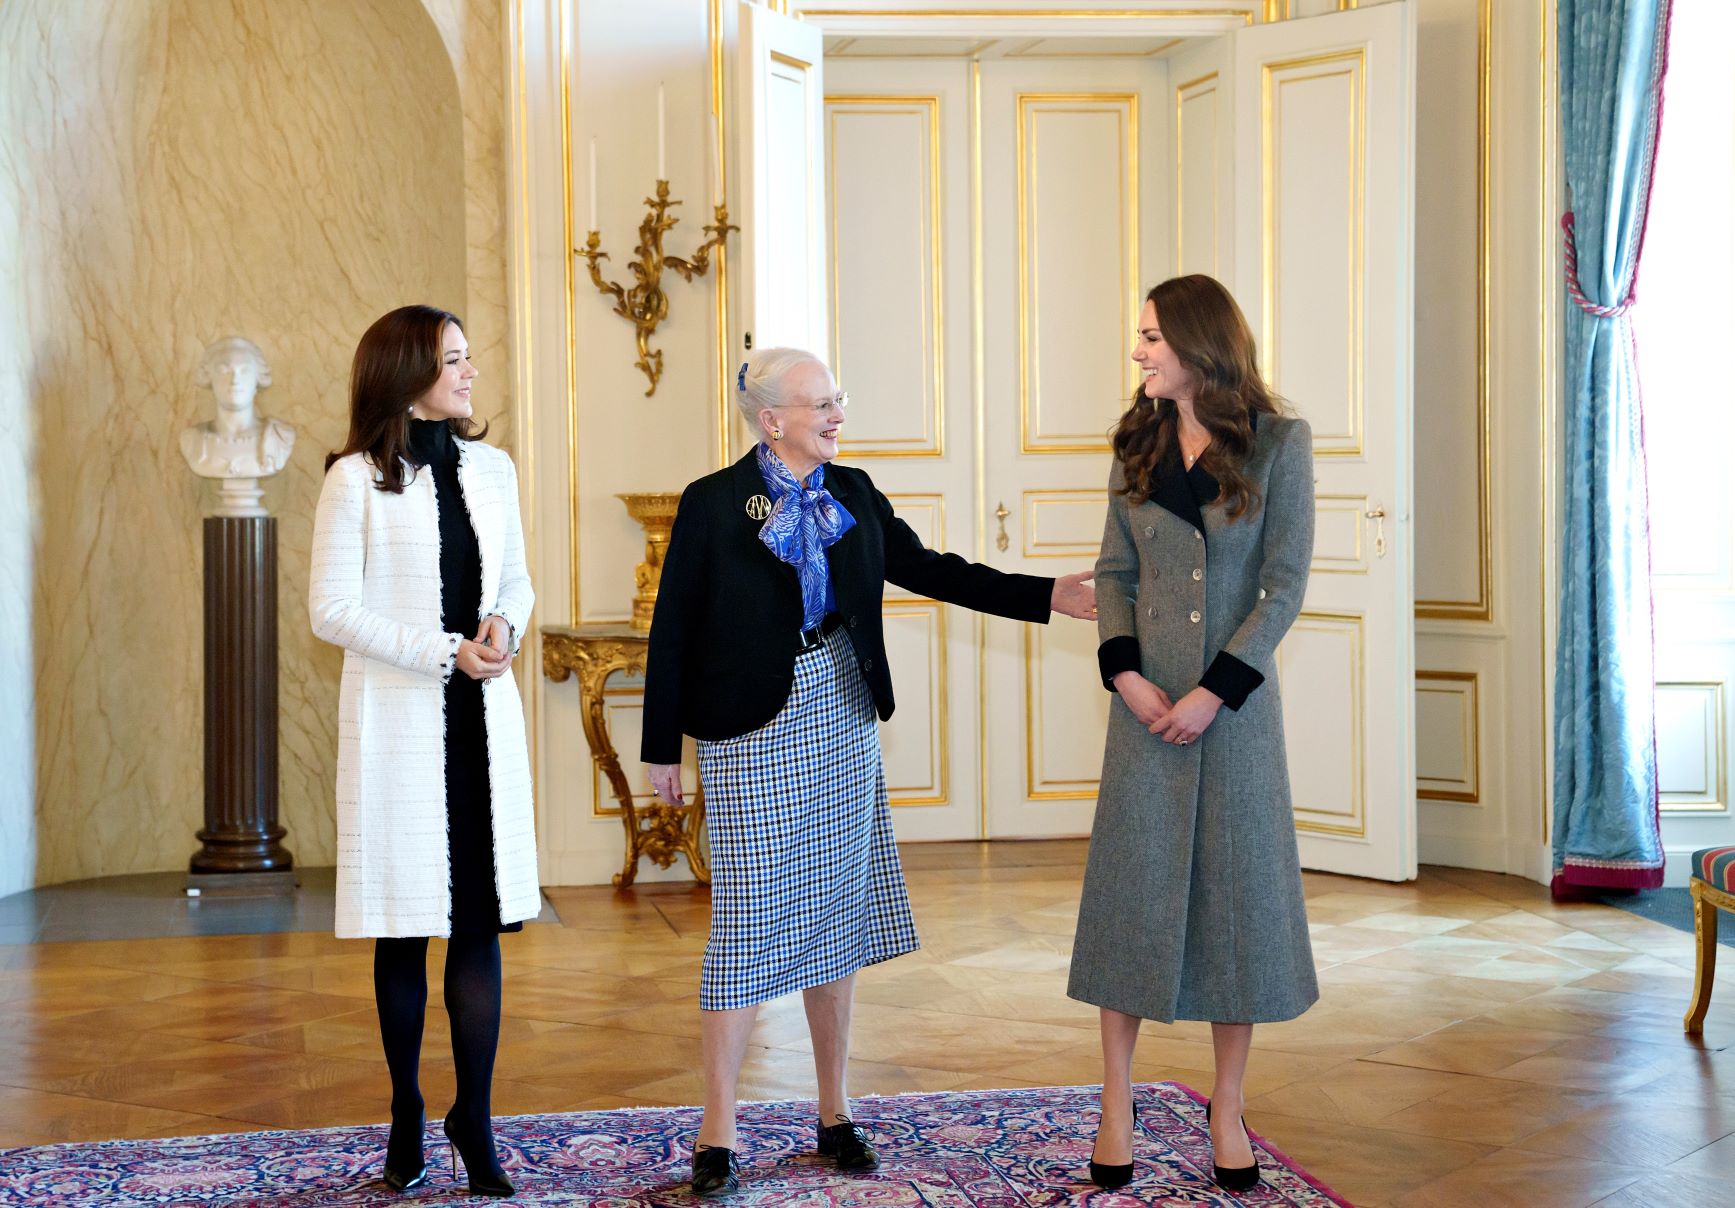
1684, 880, 1717, 1034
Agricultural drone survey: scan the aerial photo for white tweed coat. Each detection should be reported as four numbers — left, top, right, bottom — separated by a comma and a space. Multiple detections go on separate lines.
309, 439, 538, 939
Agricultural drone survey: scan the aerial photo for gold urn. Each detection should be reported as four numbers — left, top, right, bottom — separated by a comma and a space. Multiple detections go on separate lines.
617, 492, 683, 630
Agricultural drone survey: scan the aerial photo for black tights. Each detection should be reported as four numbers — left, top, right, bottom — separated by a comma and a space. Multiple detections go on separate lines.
374, 933, 503, 1135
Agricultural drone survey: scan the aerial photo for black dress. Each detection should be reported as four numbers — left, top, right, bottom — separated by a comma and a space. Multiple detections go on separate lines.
408, 419, 519, 935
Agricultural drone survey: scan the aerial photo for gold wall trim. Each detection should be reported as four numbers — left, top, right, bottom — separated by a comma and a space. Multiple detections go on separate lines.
1287, 609, 1367, 837
1416, 670, 1481, 804
825, 94, 945, 458
830, 38, 998, 58
1539, 0, 1558, 843
970, 58, 989, 838
1003, 37, 1184, 57
551, 0, 580, 626
1417, 0, 1494, 621
713, 0, 733, 469
799, 8, 1256, 27
1174, 70, 1220, 279
1261, 50, 1366, 459
1657, 681, 1728, 814
1016, 91, 1139, 455
883, 601, 952, 805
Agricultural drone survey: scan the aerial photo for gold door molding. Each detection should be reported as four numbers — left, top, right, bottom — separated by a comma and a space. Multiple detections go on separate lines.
1417, 0, 1494, 621
1416, 670, 1481, 804
1260, 48, 1366, 460
1016, 91, 1139, 455
1312, 493, 1369, 576
826, 94, 946, 457
1021, 488, 1109, 559
1023, 622, 1104, 800
1281, 609, 1367, 837
882, 600, 952, 806
1175, 70, 1221, 278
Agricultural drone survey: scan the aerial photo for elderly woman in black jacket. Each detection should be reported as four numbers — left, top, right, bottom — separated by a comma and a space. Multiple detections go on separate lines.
642, 347, 1096, 1197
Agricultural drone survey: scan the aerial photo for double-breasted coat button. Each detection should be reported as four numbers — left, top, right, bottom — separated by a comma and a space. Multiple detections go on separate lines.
1193, 529, 1202, 540
1191, 568, 1203, 581
863, 657, 875, 671
1144, 525, 1156, 537
1146, 605, 1157, 618
848, 615, 858, 628
1189, 610, 1201, 623
1259, 588, 1267, 600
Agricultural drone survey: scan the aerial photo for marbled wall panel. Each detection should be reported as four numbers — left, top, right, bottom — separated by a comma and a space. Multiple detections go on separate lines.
0, 0, 489, 884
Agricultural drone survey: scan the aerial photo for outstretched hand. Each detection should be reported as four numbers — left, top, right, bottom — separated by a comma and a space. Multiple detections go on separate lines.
1051, 570, 1097, 620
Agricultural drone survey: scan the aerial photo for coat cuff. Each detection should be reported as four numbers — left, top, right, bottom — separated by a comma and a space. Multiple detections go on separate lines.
1097, 636, 1142, 691
1199, 650, 1264, 711
641, 732, 683, 766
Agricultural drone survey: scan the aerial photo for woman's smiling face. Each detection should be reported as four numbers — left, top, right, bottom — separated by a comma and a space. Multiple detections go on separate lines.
764, 359, 847, 473
1131, 299, 1199, 401
410, 322, 476, 421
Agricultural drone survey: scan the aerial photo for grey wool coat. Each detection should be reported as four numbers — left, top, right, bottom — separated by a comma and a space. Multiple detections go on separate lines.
1067, 411, 1319, 1024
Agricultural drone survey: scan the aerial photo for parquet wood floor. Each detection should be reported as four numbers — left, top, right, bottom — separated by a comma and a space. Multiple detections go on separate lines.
1, 842, 1731, 1205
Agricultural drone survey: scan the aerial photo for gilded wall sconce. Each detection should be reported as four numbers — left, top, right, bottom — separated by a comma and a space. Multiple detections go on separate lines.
576, 181, 737, 397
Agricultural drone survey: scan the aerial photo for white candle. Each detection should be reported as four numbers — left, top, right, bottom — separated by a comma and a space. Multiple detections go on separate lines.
657, 83, 667, 182
588, 137, 598, 233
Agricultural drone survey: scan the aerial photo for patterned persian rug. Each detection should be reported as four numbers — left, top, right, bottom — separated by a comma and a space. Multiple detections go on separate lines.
0, 1082, 1350, 1206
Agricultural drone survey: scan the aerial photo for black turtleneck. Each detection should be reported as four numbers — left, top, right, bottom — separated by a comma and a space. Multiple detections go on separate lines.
408, 419, 481, 640
407, 418, 512, 933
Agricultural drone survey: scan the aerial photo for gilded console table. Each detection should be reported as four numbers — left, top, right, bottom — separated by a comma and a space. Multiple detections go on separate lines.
541, 623, 709, 888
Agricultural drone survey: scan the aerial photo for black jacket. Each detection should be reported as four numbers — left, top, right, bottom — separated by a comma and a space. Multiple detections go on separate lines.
640, 450, 1055, 764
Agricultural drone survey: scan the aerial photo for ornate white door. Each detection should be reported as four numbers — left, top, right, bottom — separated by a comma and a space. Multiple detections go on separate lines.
1234, 2, 1419, 880
737, 1, 827, 360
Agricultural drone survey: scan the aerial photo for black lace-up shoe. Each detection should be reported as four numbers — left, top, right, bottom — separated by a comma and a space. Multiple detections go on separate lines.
817, 1117, 879, 1170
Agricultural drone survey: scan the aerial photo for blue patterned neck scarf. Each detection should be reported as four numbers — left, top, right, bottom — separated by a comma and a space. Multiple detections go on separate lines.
755, 442, 856, 629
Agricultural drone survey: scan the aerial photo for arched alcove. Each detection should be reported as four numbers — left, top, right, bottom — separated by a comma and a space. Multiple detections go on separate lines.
0, 0, 469, 888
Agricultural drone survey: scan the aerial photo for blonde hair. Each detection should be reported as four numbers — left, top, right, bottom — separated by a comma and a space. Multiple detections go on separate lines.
734, 347, 828, 430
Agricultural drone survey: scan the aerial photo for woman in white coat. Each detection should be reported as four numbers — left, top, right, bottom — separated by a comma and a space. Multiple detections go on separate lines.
310, 305, 536, 1198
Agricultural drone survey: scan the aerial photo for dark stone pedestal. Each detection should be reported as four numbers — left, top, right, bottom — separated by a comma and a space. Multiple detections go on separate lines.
190, 516, 294, 879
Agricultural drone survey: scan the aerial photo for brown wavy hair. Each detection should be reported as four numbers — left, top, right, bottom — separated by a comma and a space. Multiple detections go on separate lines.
1111, 275, 1279, 521
324, 305, 488, 493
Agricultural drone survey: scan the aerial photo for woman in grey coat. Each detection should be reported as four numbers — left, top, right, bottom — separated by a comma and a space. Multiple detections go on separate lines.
1068, 275, 1316, 1195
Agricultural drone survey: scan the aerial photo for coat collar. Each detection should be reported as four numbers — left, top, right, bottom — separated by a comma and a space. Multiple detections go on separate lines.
730, 446, 855, 512
1145, 408, 1258, 530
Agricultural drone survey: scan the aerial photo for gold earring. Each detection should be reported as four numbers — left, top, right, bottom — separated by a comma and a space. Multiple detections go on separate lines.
772, 428, 782, 440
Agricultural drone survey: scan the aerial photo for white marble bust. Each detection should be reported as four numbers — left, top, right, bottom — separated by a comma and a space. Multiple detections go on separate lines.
180, 337, 295, 516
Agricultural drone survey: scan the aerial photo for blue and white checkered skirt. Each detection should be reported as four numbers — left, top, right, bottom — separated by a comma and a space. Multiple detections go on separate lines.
695, 628, 921, 1011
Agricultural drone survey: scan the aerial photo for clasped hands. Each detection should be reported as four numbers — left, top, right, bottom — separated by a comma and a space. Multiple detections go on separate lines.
457, 615, 514, 681
1112, 671, 1222, 745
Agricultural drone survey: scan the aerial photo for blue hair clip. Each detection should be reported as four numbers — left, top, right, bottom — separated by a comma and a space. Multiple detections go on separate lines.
737, 361, 749, 392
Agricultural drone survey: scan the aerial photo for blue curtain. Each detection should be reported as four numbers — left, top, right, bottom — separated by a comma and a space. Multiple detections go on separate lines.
1552, 0, 1672, 895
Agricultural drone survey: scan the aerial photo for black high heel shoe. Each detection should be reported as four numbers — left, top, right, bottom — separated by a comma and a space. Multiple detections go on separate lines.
443, 1112, 514, 1197
1088, 1103, 1136, 1190
691, 1143, 741, 1197
1204, 1099, 1260, 1192
382, 1111, 427, 1192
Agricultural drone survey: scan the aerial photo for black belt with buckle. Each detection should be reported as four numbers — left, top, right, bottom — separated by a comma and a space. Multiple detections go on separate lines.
795, 613, 845, 654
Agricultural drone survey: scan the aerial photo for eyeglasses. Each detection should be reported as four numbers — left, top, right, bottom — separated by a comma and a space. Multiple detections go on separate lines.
775, 391, 850, 416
